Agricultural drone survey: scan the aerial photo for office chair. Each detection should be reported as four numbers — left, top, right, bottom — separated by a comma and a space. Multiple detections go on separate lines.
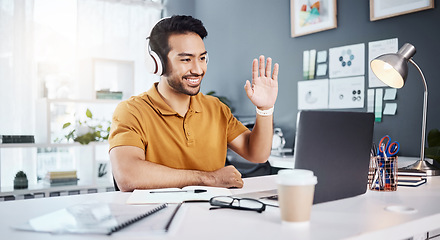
113, 176, 120, 191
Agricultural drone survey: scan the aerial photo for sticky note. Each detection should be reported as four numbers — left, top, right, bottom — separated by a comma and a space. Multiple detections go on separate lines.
383, 103, 397, 115
383, 88, 397, 100
375, 88, 383, 122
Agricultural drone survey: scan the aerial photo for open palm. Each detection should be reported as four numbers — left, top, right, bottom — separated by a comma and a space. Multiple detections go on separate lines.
244, 55, 279, 109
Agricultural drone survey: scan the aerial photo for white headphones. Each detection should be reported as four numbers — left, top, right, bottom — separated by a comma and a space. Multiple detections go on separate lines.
146, 37, 209, 76
146, 38, 164, 76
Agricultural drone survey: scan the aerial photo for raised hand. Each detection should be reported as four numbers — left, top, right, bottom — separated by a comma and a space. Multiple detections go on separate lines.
244, 55, 279, 110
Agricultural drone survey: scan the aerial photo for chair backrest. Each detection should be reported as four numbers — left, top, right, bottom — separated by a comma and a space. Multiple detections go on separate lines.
113, 177, 120, 191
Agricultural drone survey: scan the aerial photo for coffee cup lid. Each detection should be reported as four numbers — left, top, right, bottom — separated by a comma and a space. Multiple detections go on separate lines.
277, 169, 317, 185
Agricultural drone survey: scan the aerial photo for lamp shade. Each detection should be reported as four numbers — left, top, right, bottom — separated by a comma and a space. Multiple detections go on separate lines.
370, 43, 417, 89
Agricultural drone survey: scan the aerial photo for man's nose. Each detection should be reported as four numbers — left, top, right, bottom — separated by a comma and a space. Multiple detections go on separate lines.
190, 59, 205, 74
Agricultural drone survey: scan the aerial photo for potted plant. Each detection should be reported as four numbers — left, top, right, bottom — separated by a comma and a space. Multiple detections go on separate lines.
206, 91, 235, 113
14, 171, 28, 189
426, 128, 440, 166
58, 108, 111, 145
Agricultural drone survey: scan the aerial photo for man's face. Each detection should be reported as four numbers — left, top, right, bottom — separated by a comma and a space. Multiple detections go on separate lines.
164, 33, 207, 96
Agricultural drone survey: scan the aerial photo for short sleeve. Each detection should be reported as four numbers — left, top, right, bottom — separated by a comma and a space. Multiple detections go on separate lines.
108, 101, 146, 151
222, 103, 248, 143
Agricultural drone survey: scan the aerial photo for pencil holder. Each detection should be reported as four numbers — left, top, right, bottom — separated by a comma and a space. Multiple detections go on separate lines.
368, 156, 398, 191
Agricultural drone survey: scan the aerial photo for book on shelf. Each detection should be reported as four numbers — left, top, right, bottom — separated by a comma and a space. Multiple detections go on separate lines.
12, 202, 178, 235
127, 186, 232, 204
0, 135, 35, 144
46, 170, 77, 179
96, 90, 123, 100
43, 170, 79, 186
43, 178, 79, 187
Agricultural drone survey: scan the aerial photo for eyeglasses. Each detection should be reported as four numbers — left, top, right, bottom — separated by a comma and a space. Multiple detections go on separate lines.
209, 196, 270, 213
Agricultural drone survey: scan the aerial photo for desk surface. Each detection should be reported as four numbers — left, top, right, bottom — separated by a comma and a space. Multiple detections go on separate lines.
1, 175, 440, 240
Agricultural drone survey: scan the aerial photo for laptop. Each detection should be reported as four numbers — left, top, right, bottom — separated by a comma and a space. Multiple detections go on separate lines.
235, 110, 374, 204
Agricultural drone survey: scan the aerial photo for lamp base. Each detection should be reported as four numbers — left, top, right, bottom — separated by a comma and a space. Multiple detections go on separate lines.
402, 159, 440, 176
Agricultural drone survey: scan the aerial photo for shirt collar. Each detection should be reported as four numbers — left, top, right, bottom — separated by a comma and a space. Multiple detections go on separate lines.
145, 82, 202, 116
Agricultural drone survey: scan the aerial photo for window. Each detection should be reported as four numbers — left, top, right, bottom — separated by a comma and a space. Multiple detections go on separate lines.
0, 0, 162, 188
0, 0, 161, 136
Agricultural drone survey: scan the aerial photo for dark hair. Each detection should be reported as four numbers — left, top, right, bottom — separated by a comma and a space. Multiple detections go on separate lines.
149, 15, 208, 73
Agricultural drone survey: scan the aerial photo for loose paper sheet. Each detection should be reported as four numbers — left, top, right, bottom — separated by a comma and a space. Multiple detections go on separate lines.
368, 38, 398, 88
329, 43, 365, 78
329, 76, 365, 109
298, 79, 329, 110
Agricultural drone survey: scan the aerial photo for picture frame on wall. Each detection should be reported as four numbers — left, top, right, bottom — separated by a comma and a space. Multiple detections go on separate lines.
290, 0, 337, 37
370, 0, 434, 21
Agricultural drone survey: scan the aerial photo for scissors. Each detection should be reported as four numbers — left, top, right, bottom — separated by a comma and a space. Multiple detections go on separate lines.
378, 135, 400, 157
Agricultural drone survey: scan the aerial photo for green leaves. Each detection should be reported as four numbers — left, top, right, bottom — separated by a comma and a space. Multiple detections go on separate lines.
86, 108, 93, 119
426, 129, 440, 164
427, 129, 440, 148
206, 91, 235, 113
59, 108, 111, 145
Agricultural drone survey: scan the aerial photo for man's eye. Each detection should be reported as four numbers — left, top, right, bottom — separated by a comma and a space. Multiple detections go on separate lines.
181, 58, 191, 62
200, 56, 206, 61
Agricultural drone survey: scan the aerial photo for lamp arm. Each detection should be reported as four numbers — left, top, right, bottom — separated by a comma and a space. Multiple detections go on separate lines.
409, 58, 428, 162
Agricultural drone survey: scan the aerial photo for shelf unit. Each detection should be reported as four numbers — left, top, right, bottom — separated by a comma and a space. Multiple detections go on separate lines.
0, 142, 115, 200
0, 58, 135, 200
1, 98, 121, 200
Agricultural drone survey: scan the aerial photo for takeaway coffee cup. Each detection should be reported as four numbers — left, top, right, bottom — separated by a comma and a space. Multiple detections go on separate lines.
277, 169, 317, 225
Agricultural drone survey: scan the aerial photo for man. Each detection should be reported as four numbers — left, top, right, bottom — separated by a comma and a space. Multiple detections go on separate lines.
109, 15, 279, 192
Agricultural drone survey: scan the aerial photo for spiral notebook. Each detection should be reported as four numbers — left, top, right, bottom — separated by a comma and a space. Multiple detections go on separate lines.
13, 202, 173, 235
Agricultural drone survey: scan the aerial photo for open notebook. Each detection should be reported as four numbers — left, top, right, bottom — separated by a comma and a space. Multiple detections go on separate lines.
127, 186, 232, 204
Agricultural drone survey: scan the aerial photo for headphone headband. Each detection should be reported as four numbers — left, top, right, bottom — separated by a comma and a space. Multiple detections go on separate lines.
146, 37, 208, 76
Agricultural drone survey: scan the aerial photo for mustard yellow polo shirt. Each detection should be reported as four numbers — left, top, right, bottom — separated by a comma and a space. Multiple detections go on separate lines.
109, 83, 248, 171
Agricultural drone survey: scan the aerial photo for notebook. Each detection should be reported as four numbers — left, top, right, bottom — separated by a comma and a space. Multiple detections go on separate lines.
235, 110, 374, 205
13, 202, 172, 235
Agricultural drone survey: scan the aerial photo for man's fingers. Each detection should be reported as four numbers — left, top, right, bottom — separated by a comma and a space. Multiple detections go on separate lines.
252, 58, 258, 81
244, 80, 253, 98
265, 57, 272, 78
259, 55, 265, 77
272, 63, 279, 82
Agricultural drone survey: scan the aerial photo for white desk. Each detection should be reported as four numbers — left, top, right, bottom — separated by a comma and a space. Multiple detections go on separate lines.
1, 174, 440, 239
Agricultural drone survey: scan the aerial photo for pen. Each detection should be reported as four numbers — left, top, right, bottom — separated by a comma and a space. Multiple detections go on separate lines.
165, 203, 182, 232
149, 189, 207, 194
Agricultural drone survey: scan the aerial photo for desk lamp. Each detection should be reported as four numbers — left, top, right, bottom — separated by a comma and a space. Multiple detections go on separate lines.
370, 43, 440, 176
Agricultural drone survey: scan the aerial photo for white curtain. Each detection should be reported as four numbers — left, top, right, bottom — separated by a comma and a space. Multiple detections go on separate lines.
0, 0, 36, 135
0, 0, 161, 136
0, 0, 161, 187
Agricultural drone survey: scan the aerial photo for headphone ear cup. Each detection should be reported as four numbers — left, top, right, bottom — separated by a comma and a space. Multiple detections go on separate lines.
149, 50, 163, 76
